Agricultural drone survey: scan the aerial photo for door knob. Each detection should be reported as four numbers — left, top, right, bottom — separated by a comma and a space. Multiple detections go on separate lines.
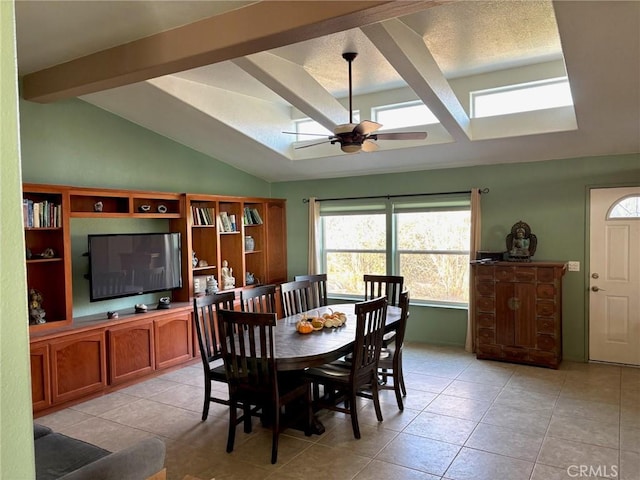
591, 286, 606, 292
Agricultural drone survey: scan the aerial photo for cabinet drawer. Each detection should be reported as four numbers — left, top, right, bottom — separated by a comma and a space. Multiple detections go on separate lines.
514, 267, 536, 282
476, 296, 495, 313
495, 267, 514, 282
537, 284, 556, 299
476, 282, 495, 296
477, 313, 495, 328
537, 267, 557, 283
537, 334, 557, 352
503, 346, 529, 361
529, 350, 560, 368
477, 344, 502, 357
477, 328, 495, 344
475, 265, 495, 281
537, 302, 557, 317
536, 318, 556, 334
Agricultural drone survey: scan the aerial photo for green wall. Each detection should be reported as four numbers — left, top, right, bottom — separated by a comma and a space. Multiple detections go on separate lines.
13, 43, 640, 363
272, 154, 640, 361
19, 97, 274, 317
1, 1, 36, 477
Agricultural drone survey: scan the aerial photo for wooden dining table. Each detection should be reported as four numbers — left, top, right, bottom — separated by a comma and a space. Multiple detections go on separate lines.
269, 302, 401, 434
273, 303, 402, 371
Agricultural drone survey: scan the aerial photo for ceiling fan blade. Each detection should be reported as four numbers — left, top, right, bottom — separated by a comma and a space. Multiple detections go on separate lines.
361, 140, 379, 152
294, 139, 333, 149
373, 131, 428, 141
354, 120, 382, 135
282, 131, 331, 137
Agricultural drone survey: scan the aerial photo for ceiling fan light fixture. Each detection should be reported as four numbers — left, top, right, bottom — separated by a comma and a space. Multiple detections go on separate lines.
341, 143, 362, 154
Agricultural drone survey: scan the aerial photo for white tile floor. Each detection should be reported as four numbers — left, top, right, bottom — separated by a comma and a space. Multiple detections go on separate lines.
36, 343, 640, 480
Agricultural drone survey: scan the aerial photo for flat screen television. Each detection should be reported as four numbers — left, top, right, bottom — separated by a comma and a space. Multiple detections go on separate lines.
88, 232, 182, 302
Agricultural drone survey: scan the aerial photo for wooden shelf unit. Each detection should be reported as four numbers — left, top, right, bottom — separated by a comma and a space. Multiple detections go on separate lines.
23, 183, 72, 331
172, 194, 287, 302
23, 183, 287, 414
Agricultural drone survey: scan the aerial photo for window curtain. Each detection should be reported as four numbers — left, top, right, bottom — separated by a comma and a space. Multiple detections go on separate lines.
307, 197, 320, 274
465, 188, 482, 353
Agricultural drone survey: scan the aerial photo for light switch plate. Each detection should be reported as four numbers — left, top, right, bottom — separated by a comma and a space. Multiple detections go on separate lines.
568, 261, 580, 272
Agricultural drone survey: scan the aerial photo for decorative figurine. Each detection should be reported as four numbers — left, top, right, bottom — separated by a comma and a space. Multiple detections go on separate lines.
246, 272, 255, 285
28, 288, 46, 325
221, 260, 235, 289
192, 251, 198, 268
506, 221, 537, 262
205, 276, 218, 294
94, 201, 104, 212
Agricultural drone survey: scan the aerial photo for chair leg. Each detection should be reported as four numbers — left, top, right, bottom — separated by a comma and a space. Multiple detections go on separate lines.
243, 404, 252, 433
371, 376, 384, 422
271, 405, 280, 464
305, 384, 313, 437
202, 380, 211, 421
397, 356, 407, 397
393, 374, 404, 411
227, 403, 237, 453
349, 391, 361, 440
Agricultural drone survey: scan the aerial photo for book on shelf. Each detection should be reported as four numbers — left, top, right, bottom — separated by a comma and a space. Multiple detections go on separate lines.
219, 211, 232, 232
243, 207, 263, 225
192, 206, 215, 226
23, 199, 61, 228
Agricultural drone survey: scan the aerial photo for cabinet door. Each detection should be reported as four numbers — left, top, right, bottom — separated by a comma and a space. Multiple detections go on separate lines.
30, 343, 51, 412
496, 282, 536, 347
265, 200, 287, 284
50, 331, 107, 404
154, 311, 193, 370
108, 321, 155, 385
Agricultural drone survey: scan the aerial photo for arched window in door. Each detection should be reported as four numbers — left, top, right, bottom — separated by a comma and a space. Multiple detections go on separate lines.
608, 195, 640, 219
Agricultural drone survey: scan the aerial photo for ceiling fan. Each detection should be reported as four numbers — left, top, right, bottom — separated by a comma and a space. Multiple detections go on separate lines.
284, 52, 428, 154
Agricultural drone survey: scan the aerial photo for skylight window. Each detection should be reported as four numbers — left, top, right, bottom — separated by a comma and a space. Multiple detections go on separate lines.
373, 101, 438, 129
471, 77, 573, 118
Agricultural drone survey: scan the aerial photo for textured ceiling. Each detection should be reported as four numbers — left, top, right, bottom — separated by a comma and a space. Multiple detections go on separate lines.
14, 1, 640, 182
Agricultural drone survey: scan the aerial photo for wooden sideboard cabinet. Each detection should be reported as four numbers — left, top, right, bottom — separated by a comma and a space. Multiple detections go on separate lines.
472, 261, 567, 368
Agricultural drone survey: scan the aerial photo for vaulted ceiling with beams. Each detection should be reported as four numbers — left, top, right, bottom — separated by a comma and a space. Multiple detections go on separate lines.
15, 1, 640, 182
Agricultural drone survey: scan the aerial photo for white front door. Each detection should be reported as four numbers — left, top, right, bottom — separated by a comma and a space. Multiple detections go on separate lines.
589, 186, 640, 365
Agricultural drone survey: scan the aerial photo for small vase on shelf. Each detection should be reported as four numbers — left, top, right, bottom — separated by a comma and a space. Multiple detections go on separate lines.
244, 236, 255, 252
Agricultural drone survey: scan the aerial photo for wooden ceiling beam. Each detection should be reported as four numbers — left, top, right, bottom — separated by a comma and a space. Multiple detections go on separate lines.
22, 1, 440, 103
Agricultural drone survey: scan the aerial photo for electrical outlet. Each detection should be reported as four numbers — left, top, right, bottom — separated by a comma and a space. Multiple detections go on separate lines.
568, 261, 580, 272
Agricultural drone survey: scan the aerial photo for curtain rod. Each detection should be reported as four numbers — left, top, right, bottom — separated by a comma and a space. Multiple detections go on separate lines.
302, 188, 489, 203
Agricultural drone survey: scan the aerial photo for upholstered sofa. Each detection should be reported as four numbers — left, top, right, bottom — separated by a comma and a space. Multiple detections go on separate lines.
34, 424, 166, 480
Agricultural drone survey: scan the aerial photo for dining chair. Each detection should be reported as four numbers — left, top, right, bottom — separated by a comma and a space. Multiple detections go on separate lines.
294, 273, 328, 308
304, 296, 388, 439
280, 280, 312, 317
192, 291, 236, 420
240, 284, 277, 314
377, 289, 410, 410
363, 274, 404, 346
217, 309, 312, 464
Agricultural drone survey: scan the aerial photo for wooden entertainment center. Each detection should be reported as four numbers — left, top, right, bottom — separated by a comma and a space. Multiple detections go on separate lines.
24, 183, 287, 414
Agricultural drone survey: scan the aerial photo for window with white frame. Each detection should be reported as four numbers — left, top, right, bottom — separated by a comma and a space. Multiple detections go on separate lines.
373, 101, 438, 129
319, 194, 471, 305
471, 77, 573, 118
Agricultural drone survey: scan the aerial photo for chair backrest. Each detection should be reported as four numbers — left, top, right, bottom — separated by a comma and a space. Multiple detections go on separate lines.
217, 309, 278, 395
350, 296, 388, 380
193, 291, 236, 365
395, 290, 410, 351
280, 280, 312, 317
240, 284, 277, 313
294, 274, 328, 308
363, 274, 404, 307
